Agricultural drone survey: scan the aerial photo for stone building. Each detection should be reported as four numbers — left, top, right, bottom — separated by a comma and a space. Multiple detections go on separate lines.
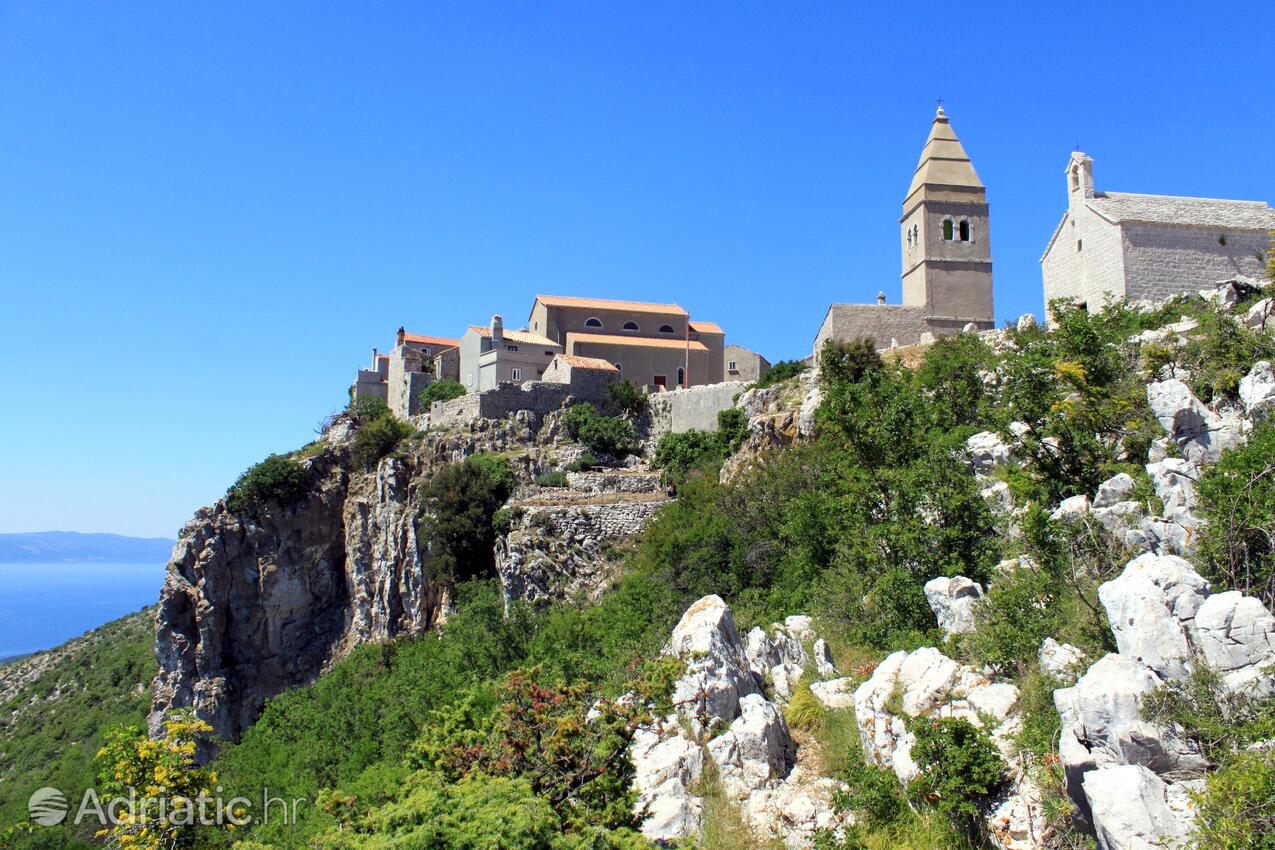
351, 328, 460, 414
460, 315, 563, 392
1041, 151, 1275, 312
724, 344, 771, 382
529, 295, 726, 389
815, 106, 995, 354
541, 354, 620, 397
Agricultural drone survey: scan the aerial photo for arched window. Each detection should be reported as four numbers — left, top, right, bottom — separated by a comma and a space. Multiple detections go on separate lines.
614, 362, 622, 375
1070, 167, 1079, 192
1077, 239, 1083, 253
942, 218, 954, 241
585, 317, 603, 328
622, 321, 640, 331
677, 366, 685, 387
958, 220, 970, 242
658, 324, 675, 334
906, 229, 913, 250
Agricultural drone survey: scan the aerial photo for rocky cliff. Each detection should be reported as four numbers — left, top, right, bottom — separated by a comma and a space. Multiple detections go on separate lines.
150, 410, 666, 744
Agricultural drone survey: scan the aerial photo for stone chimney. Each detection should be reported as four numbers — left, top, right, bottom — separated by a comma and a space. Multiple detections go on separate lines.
877, 292, 886, 305
396, 326, 406, 346
490, 314, 504, 343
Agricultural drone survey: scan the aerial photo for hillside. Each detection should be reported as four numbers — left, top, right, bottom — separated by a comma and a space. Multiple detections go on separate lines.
0, 533, 175, 564
0, 608, 156, 850
3, 282, 1274, 850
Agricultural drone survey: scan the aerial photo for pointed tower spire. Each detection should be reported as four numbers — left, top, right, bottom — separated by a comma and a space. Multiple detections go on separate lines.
904, 106, 984, 204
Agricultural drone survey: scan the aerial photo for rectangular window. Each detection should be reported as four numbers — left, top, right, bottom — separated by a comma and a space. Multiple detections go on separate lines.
653, 375, 667, 388
506, 345, 519, 351
511, 367, 523, 381
728, 361, 737, 371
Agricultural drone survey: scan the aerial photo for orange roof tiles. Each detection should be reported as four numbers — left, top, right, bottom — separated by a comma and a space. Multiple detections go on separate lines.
467, 326, 561, 348
403, 333, 460, 348
689, 321, 724, 335
534, 294, 688, 317
567, 331, 709, 353
556, 355, 619, 371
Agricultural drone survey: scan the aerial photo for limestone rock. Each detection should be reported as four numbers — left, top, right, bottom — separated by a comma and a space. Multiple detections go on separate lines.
809, 677, 855, 710
1243, 297, 1273, 330
811, 639, 837, 679
1050, 494, 1092, 521
736, 765, 841, 849
1094, 472, 1138, 509
1083, 765, 1192, 850
797, 376, 822, 439
1240, 360, 1275, 421
666, 595, 760, 733
630, 724, 705, 842
1098, 553, 1210, 681
707, 693, 795, 800
966, 431, 1014, 472
1039, 638, 1085, 680
1017, 313, 1038, 332
1192, 590, 1275, 696
924, 575, 985, 638
1091, 501, 1145, 537
1145, 458, 1199, 519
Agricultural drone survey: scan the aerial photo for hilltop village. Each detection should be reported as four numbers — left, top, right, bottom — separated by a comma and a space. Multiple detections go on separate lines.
351, 106, 1275, 428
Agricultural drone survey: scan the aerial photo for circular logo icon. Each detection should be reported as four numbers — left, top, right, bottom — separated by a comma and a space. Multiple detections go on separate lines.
28, 787, 68, 826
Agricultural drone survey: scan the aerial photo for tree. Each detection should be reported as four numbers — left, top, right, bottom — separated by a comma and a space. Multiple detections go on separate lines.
418, 455, 516, 583
421, 380, 467, 406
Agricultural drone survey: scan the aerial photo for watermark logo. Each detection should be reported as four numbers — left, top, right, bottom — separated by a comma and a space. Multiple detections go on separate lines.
27, 787, 68, 826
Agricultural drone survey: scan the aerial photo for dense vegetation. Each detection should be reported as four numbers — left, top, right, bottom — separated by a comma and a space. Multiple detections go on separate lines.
0, 609, 156, 850
419, 379, 467, 406
5, 288, 1275, 850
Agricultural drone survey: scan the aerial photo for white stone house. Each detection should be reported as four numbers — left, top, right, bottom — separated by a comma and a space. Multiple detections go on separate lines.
1041, 151, 1275, 313
460, 315, 564, 392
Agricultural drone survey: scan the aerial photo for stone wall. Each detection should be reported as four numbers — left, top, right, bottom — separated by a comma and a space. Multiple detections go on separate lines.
496, 500, 664, 606
353, 370, 388, 402
814, 303, 931, 352
645, 381, 750, 445
1123, 224, 1269, 303
430, 381, 573, 427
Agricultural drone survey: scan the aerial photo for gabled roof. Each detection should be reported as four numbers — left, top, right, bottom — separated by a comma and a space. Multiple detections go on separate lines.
467, 325, 561, 348
1085, 192, 1275, 230
689, 320, 724, 335
555, 355, 619, 372
403, 333, 460, 348
533, 294, 688, 317
1040, 209, 1071, 261
567, 331, 709, 352
905, 106, 984, 200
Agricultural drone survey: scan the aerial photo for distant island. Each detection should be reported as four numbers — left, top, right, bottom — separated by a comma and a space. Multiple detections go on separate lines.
0, 532, 176, 564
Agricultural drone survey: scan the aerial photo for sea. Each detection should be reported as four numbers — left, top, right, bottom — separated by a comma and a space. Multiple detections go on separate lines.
0, 562, 168, 657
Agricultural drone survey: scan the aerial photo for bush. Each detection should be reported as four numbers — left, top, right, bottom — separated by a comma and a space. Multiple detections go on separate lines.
652, 430, 723, 480
347, 395, 391, 423
561, 403, 597, 440
1191, 749, 1275, 850
418, 455, 516, 583
1197, 421, 1275, 604
534, 471, 569, 488
578, 413, 639, 457
226, 454, 308, 512
754, 359, 807, 389
421, 380, 466, 406
566, 453, 600, 472
492, 507, 526, 536
716, 407, 748, 455
605, 379, 648, 418
351, 414, 415, 469
907, 717, 1005, 832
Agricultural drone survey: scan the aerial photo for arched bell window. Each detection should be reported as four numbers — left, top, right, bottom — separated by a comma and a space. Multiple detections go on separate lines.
958, 219, 970, 242
942, 218, 954, 241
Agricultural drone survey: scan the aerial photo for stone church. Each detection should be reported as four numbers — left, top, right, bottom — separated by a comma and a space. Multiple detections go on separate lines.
815, 106, 995, 354
1041, 151, 1275, 312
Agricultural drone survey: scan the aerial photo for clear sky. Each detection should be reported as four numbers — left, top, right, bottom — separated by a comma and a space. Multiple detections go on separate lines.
1, 1, 1272, 539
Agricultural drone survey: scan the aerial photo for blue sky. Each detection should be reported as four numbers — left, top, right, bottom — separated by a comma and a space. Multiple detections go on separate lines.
1, 1, 1272, 539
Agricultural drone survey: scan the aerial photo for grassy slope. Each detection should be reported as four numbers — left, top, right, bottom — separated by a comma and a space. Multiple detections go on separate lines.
0, 608, 156, 849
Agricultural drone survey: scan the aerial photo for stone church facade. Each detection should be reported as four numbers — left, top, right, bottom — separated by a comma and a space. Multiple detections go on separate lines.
815, 106, 995, 354
1041, 151, 1275, 312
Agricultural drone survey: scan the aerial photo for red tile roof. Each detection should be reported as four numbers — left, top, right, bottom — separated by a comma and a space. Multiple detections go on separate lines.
534, 294, 688, 317
567, 331, 709, 353
467, 326, 561, 348
689, 321, 724, 335
556, 355, 620, 372
403, 333, 460, 348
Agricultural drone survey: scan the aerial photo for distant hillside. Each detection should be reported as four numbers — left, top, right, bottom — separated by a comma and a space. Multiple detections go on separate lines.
0, 654, 31, 668
0, 532, 175, 563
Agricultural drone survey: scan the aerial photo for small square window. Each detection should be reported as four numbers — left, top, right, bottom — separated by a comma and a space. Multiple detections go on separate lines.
511, 367, 522, 381
728, 361, 738, 371
506, 345, 518, 351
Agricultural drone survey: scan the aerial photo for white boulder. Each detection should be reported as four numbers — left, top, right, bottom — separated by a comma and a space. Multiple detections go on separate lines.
1083, 765, 1193, 850
1039, 638, 1085, 680
1243, 297, 1273, 330
967, 430, 1015, 472
707, 693, 795, 800
1192, 590, 1275, 696
631, 725, 705, 841
924, 575, 985, 638
809, 677, 855, 710
666, 595, 759, 733
1051, 494, 1092, 521
1097, 553, 1210, 681
1240, 360, 1275, 421
1145, 458, 1199, 519
811, 638, 837, 679
1094, 472, 1138, 509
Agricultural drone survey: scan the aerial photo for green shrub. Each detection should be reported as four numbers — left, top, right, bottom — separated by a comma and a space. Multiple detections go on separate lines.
754, 359, 807, 389
820, 338, 884, 386
831, 749, 908, 832
351, 414, 415, 469
1191, 749, 1275, 850
226, 454, 308, 512
347, 395, 391, 423
578, 413, 639, 457
652, 429, 723, 480
1142, 663, 1275, 762
605, 379, 648, 418
566, 453, 600, 472
1197, 421, 1275, 604
561, 403, 597, 440
716, 408, 748, 455
534, 471, 569, 488
420, 380, 466, 406
907, 717, 1005, 832
492, 507, 526, 536
917, 334, 994, 430
418, 455, 516, 583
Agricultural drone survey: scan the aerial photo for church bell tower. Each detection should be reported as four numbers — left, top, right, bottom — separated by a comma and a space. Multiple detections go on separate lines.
899, 106, 994, 332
